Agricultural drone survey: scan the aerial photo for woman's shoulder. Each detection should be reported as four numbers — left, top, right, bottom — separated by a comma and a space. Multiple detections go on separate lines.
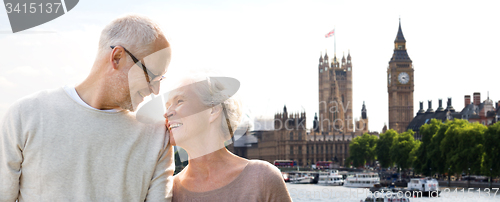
246, 160, 292, 201
246, 160, 282, 178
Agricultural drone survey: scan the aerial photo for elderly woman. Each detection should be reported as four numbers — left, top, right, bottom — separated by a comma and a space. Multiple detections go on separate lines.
163, 74, 291, 202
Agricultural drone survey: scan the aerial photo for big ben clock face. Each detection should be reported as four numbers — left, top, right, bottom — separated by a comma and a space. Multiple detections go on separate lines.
388, 73, 391, 85
398, 72, 409, 84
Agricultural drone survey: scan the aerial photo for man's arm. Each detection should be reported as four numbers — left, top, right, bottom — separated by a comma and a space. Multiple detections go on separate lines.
145, 130, 175, 202
0, 103, 24, 202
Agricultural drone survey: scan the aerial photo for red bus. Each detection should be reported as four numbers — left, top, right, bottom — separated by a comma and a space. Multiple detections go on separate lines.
315, 161, 333, 169
274, 160, 296, 167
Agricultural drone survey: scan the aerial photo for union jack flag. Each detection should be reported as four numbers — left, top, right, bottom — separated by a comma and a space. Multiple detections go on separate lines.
325, 29, 335, 38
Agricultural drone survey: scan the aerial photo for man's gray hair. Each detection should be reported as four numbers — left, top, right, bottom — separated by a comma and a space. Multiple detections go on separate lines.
97, 14, 164, 59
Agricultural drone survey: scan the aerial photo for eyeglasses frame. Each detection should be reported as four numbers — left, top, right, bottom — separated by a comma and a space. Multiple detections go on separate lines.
110, 45, 165, 91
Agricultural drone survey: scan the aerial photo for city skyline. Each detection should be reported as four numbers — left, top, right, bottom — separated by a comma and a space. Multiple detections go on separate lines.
0, 0, 499, 132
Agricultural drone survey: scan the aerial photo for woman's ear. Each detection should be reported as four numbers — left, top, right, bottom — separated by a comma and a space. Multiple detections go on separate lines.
209, 104, 223, 123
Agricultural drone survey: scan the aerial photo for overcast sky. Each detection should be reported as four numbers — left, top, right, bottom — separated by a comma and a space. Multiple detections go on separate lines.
1, 0, 499, 133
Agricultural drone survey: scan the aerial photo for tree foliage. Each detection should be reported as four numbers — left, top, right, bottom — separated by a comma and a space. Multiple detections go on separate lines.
390, 130, 417, 171
409, 140, 421, 171
482, 122, 500, 176
344, 118, 498, 178
376, 129, 397, 168
414, 119, 442, 176
441, 119, 486, 175
348, 133, 378, 167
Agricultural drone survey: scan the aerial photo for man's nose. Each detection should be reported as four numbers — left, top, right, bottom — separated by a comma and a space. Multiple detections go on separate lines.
149, 83, 160, 95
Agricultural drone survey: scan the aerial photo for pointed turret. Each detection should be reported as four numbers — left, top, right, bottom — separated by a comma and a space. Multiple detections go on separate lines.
395, 18, 406, 42
324, 51, 329, 62
333, 53, 339, 68
319, 52, 323, 63
313, 113, 319, 132
361, 101, 367, 119
341, 52, 346, 68
390, 18, 412, 63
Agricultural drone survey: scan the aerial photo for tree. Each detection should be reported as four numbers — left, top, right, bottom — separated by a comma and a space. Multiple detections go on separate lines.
481, 122, 500, 177
409, 140, 421, 173
348, 133, 378, 168
441, 119, 486, 176
427, 119, 454, 176
376, 129, 397, 168
414, 119, 442, 176
390, 130, 417, 172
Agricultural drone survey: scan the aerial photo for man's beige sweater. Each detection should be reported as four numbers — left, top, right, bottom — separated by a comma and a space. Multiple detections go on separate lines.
0, 88, 174, 201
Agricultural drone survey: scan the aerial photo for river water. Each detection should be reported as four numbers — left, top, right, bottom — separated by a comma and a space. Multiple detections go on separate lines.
286, 184, 500, 202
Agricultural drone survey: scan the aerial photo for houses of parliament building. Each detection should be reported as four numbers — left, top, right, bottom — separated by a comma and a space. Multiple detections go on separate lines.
238, 21, 413, 167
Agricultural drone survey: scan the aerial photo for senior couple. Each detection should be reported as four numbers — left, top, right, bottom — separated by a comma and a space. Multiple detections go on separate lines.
0, 15, 291, 201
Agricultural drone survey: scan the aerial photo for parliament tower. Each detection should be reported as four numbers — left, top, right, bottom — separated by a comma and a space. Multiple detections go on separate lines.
318, 51, 353, 135
387, 20, 414, 133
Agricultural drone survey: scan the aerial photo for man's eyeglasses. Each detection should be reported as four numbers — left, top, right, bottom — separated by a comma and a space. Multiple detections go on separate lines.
110, 45, 165, 86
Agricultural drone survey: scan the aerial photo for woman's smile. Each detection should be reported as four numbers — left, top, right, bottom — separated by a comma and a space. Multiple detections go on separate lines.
169, 122, 183, 132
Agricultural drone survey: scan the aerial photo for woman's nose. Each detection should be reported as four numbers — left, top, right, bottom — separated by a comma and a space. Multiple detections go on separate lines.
164, 107, 175, 119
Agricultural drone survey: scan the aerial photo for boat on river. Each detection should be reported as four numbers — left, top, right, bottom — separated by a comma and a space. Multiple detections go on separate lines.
406, 178, 440, 197
317, 169, 344, 186
344, 172, 380, 188
289, 172, 316, 184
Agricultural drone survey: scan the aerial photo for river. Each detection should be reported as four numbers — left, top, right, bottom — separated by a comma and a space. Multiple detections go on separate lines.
286, 184, 500, 201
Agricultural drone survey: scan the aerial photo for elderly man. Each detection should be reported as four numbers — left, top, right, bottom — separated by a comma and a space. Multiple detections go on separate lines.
0, 14, 174, 201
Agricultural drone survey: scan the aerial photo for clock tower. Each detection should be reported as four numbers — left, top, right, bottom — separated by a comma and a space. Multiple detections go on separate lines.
387, 19, 414, 133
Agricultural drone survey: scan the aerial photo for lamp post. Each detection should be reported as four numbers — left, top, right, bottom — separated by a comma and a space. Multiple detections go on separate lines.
399, 167, 402, 182
468, 167, 470, 188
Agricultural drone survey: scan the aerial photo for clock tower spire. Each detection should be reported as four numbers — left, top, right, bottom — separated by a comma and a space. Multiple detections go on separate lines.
387, 19, 414, 134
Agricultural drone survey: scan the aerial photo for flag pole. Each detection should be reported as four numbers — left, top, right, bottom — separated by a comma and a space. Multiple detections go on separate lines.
334, 27, 336, 57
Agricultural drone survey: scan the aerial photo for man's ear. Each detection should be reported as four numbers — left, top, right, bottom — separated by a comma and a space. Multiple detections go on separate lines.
110, 46, 126, 70
209, 105, 223, 123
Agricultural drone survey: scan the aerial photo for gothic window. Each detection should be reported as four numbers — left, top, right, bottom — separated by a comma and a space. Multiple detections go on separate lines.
290, 132, 293, 140
298, 147, 302, 155
290, 146, 294, 155
298, 132, 302, 140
